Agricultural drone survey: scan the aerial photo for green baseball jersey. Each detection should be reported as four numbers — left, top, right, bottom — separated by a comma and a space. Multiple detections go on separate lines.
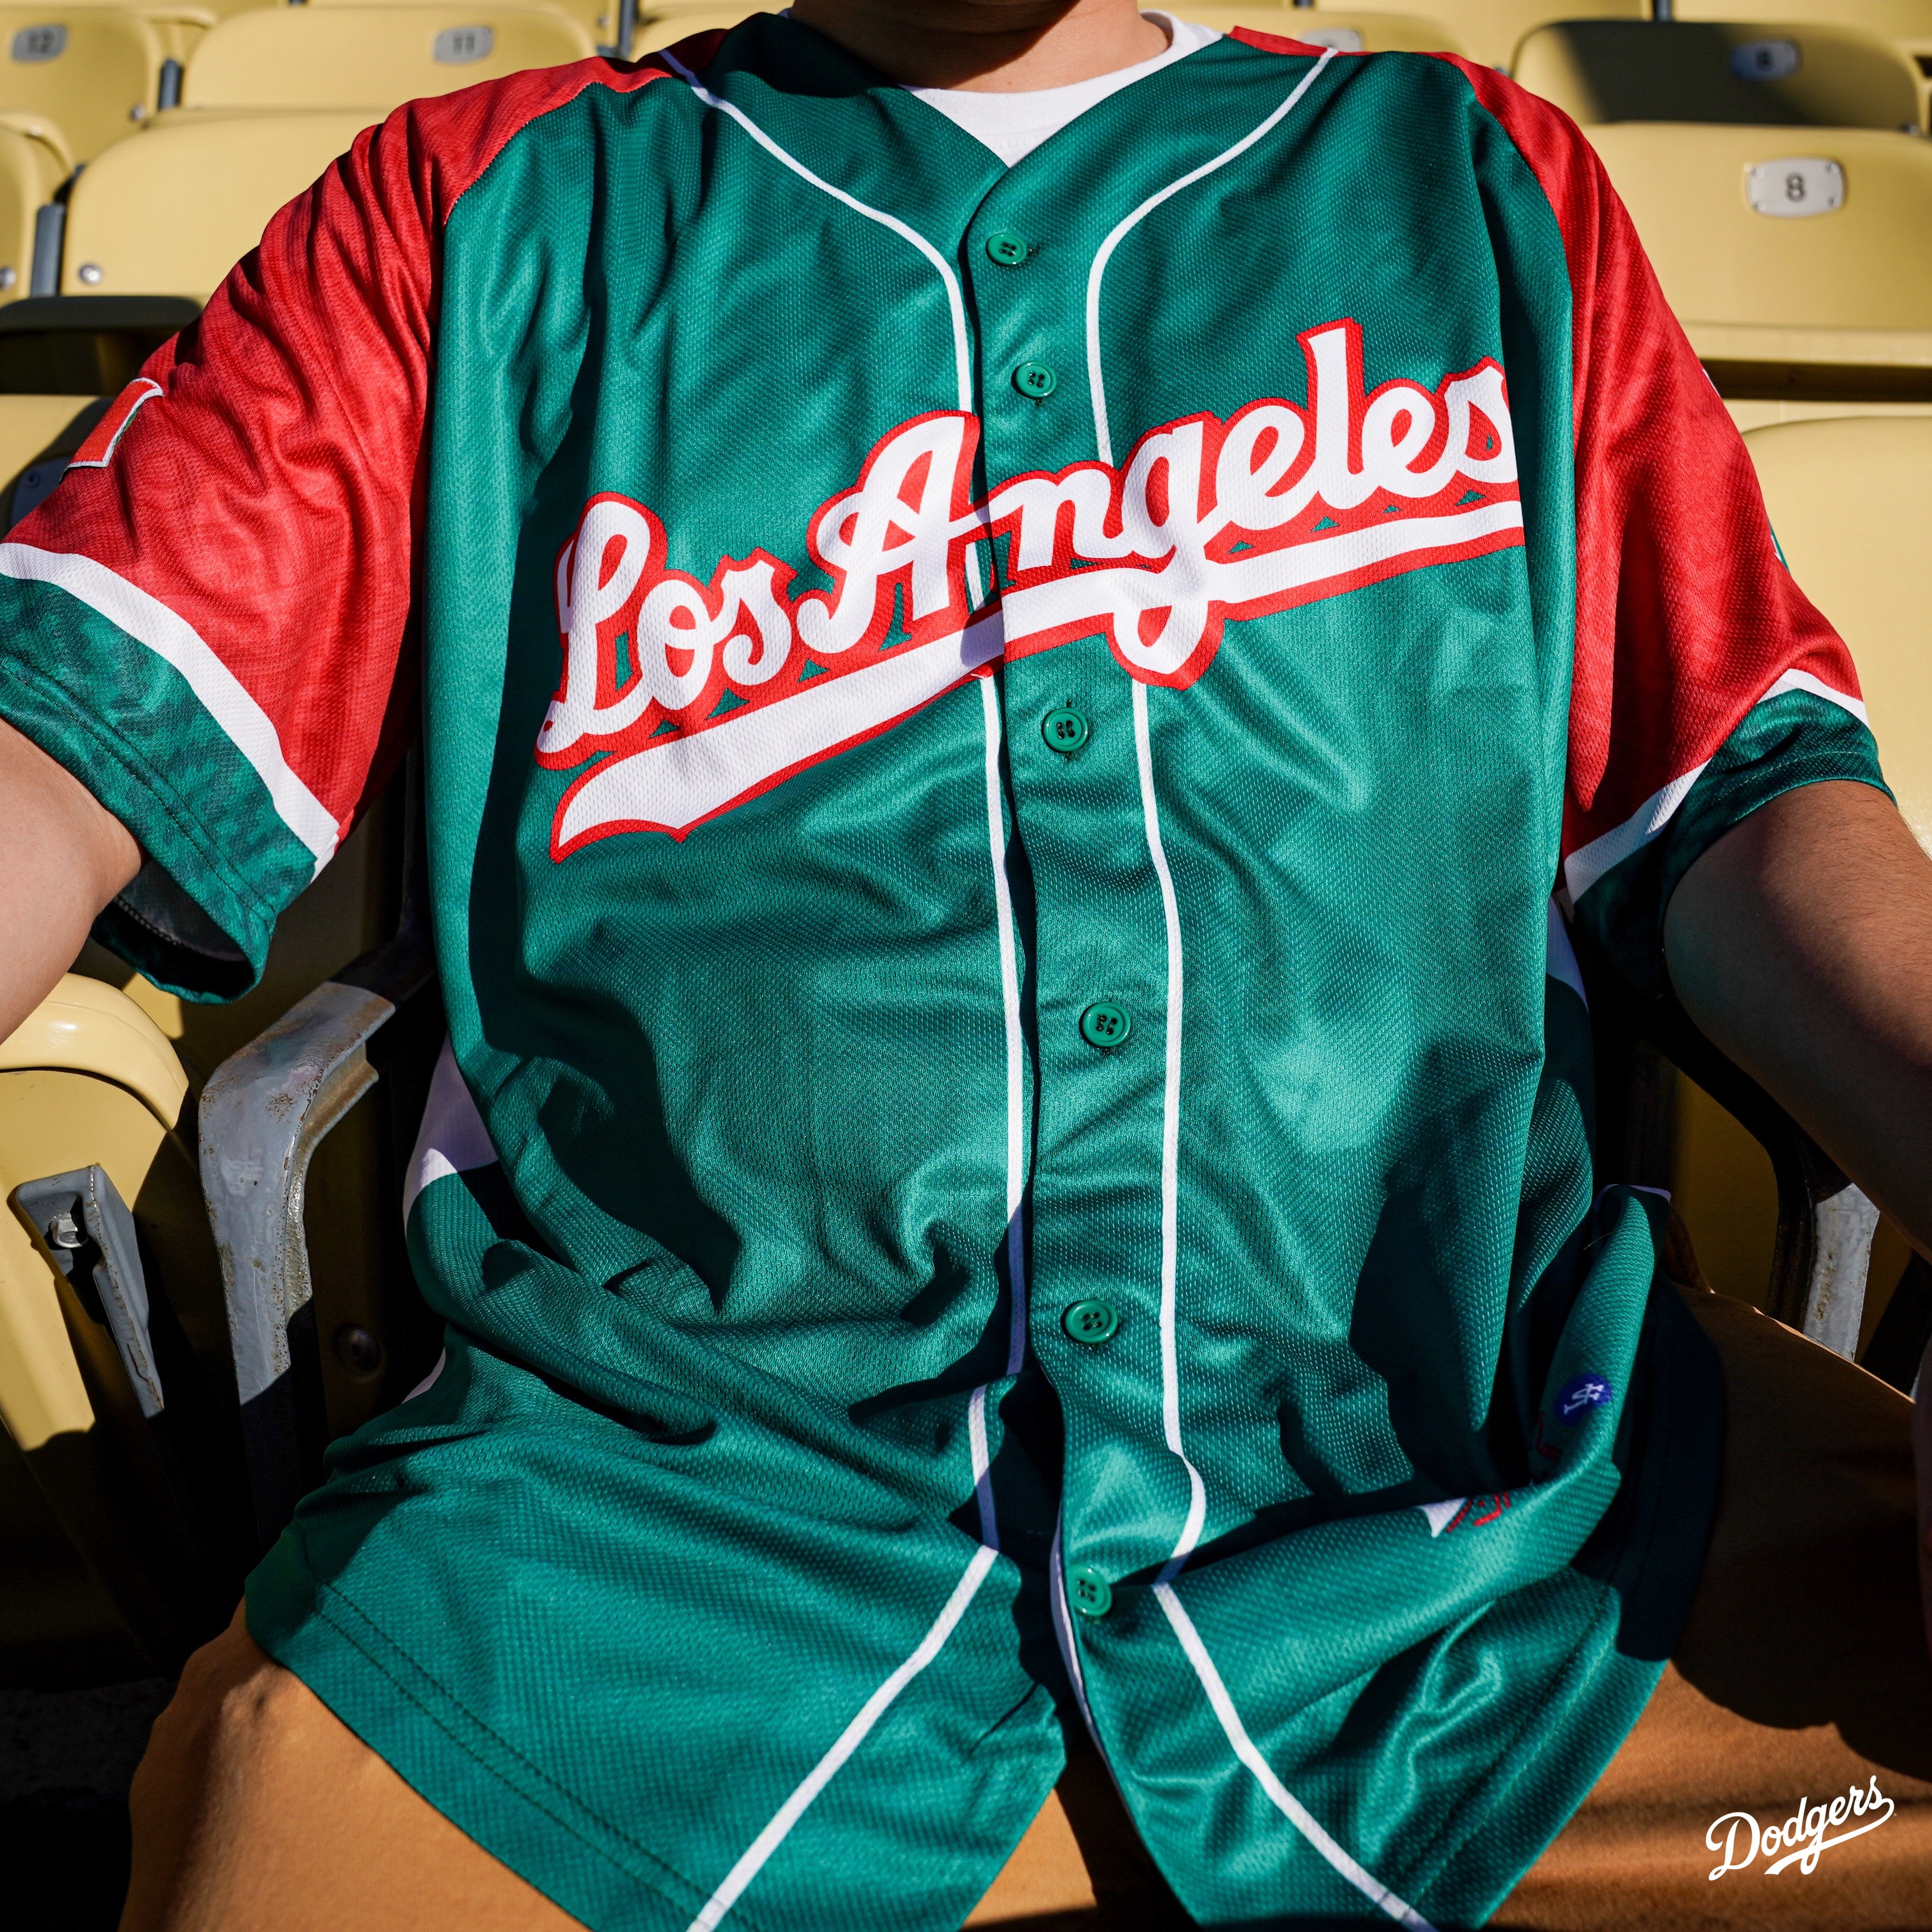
0, 17, 1887, 1929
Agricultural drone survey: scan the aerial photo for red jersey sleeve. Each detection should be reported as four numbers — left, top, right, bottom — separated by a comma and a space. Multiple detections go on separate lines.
1446, 66, 1882, 976
0, 59, 663, 993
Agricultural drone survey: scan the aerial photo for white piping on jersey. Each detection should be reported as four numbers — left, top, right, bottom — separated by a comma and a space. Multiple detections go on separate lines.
1079, 55, 1427, 1926
0, 541, 340, 872
683, 1541, 1000, 1932
1154, 1584, 1438, 1929
967, 1382, 999, 1546
1132, 681, 1207, 1580
660, 49, 987, 609
1769, 664, 1869, 725
402, 1035, 501, 1224
1561, 667, 1868, 906
681, 656, 1022, 1932
662, 53, 973, 416
1083, 48, 1335, 463
649, 64, 1029, 1888
404, 1348, 447, 1400
1092, 51, 1336, 1578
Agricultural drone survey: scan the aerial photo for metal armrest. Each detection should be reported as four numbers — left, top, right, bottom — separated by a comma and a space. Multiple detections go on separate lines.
0, 974, 241, 1663
200, 925, 435, 1550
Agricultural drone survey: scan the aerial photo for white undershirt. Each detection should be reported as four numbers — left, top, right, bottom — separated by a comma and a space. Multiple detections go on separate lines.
907, 13, 1221, 167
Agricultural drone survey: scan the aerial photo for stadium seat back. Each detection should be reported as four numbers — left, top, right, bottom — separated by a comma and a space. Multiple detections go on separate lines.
182, 2, 595, 111
631, 3, 772, 54
0, 6, 162, 161
51, 0, 233, 67
1516, 19, 1924, 130
1669, 0, 1932, 36
0, 976, 242, 1677
0, 118, 65, 302
0, 390, 106, 518
1295, 0, 1641, 68
1667, 0, 1932, 110
1179, 6, 1465, 52
59, 109, 375, 299
309, 0, 619, 58
1587, 123, 1932, 372
1669, 417, 1932, 1327
1743, 417, 1932, 846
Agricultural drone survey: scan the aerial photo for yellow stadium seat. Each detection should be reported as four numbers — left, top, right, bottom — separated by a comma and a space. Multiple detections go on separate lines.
51, 0, 233, 70
1669, 0, 1932, 42
181, 2, 595, 112
0, 974, 240, 1675
631, 4, 772, 55
1586, 123, 1932, 389
1178, 6, 1465, 52
60, 109, 374, 298
309, 0, 620, 57
80, 759, 442, 1543
1666, 0, 1932, 119
0, 289, 197, 384
1668, 416, 1932, 1353
1516, 18, 1923, 131
0, 392, 105, 520
0, 6, 164, 162
0, 115, 66, 304
1745, 418, 1932, 849
0, 761, 424, 1681
1288, 0, 1642, 69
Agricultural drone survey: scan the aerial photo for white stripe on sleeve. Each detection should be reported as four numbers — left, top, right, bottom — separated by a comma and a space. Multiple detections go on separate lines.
1563, 670, 1868, 906
0, 541, 340, 870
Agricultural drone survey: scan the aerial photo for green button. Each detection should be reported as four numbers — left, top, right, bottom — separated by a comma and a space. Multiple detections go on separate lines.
1041, 705, 1089, 755
1013, 360, 1057, 400
1080, 1001, 1131, 1050
1063, 1299, 1120, 1345
1067, 1562, 1113, 1619
985, 230, 1029, 267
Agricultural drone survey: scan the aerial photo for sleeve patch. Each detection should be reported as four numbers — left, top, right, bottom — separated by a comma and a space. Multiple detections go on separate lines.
68, 378, 162, 470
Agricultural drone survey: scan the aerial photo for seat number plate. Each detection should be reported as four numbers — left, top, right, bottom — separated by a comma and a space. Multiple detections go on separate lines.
1745, 157, 1844, 218
11, 24, 64, 62
433, 24, 495, 62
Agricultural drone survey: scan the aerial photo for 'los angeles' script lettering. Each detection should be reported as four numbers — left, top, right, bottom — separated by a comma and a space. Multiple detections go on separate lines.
536, 319, 1523, 851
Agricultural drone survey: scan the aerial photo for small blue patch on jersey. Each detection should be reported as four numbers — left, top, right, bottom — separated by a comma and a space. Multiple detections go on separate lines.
1557, 1373, 1614, 1423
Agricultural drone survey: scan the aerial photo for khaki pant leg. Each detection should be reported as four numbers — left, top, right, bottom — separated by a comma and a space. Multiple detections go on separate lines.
120, 1603, 586, 1932
1495, 1288, 1932, 1931
968, 1734, 1189, 1928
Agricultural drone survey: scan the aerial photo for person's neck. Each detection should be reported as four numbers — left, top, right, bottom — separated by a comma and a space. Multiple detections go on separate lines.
785, 0, 1171, 92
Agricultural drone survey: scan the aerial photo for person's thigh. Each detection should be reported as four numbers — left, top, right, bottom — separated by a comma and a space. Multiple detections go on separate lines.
122, 1604, 586, 1932
122, 1290, 1932, 1932
1494, 1287, 1932, 1931
125, 1608, 1169, 1932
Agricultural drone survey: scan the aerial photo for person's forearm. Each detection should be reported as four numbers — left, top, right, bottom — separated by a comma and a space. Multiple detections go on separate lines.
0, 716, 141, 1043
1664, 780, 1932, 1258
1666, 778, 1932, 1649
